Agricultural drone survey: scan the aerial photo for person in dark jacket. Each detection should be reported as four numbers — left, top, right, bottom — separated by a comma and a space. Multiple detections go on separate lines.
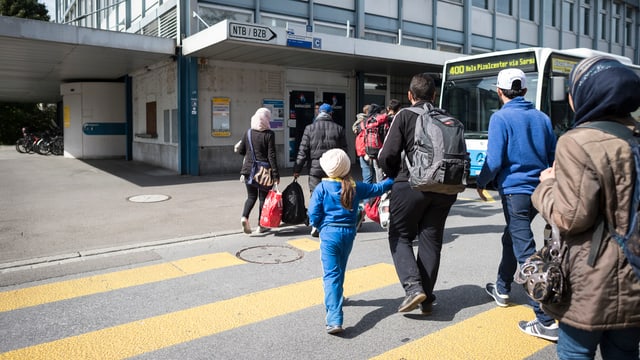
236, 107, 280, 234
377, 73, 458, 315
532, 56, 640, 359
293, 103, 348, 194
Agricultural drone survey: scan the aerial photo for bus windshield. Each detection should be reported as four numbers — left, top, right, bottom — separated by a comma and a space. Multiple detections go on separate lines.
441, 72, 538, 140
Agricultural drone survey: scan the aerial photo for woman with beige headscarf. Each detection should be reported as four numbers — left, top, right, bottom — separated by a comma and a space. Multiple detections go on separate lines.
236, 108, 280, 234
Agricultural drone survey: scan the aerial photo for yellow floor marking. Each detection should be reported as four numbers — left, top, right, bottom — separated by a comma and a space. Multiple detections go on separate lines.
287, 238, 320, 252
0, 263, 397, 360
372, 305, 552, 360
458, 189, 495, 202
0, 252, 245, 312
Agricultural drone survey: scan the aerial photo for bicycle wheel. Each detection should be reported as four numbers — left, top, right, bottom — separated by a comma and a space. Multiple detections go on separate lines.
37, 140, 51, 155
51, 137, 63, 155
15, 139, 27, 153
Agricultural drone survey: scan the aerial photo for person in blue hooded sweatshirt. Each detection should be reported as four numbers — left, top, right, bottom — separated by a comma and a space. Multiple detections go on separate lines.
308, 148, 393, 335
476, 68, 558, 341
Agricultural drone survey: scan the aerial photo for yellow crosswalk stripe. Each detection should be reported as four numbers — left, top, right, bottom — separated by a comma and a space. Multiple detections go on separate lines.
0, 263, 397, 360
287, 238, 320, 251
0, 252, 246, 312
371, 305, 552, 360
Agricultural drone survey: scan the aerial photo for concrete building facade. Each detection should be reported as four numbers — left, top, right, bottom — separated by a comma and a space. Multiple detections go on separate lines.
46, 0, 639, 175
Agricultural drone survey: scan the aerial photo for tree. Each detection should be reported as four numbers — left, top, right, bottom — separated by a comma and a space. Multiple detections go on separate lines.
0, 0, 49, 21
0, 103, 57, 145
0, 0, 52, 144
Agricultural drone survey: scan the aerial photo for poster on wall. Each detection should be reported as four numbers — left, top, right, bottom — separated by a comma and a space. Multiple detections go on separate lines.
211, 97, 231, 137
262, 99, 284, 129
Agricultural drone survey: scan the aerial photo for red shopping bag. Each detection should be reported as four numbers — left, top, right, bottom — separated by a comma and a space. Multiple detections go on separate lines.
260, 188, 282, 228
364, 196, 381, 224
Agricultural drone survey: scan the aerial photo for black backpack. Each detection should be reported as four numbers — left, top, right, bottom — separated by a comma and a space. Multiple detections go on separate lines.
404, 103, 469, 194
281, 179, 307, 225
582, 121, 640, 280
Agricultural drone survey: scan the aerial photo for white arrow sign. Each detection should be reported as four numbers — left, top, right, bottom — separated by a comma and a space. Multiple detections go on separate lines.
229, 22, 277, 42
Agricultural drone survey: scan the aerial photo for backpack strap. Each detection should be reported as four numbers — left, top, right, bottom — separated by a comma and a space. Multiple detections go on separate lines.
580, 120, 639, 267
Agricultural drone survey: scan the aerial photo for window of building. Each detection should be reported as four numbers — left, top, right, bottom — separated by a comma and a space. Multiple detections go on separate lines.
260, 13, 306, 30
145, 102, 157, 138
580, 1, 592, 36
363, 30, 397, 44
626, 6, 634, 46
401, 35, 432, 49
497, 0, 513, 15
520, 0, 535, 21
314, 21, 355, 38
612, 2, 622, 43
599, 0, 608, 40
163, 109, 178, 144
544, 0, 558, 27
437, 43, 463, 53
562, 0, 575, 32
196, 4, 253, 32
472, 0, 489, 9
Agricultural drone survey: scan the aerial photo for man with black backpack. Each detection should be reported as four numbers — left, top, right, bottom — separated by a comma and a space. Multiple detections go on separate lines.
377, 73, 462, 315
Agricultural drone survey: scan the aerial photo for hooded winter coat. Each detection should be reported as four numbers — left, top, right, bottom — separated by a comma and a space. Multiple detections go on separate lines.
531, 56, 640, 331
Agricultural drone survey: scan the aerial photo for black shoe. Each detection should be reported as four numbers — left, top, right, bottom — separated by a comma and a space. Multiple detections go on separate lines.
398, 291, 427, 312
419, 301, 433, 315
310, 226, 319, 237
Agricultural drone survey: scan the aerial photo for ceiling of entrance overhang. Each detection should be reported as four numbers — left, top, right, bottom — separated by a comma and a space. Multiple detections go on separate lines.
184, 39, 443, 78
0, 16, 175, 103
183, 20, 453, 79
0, 16, 453, 104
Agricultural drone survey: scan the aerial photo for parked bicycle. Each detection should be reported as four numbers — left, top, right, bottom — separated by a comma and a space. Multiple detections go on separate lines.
15, 127, 64, 155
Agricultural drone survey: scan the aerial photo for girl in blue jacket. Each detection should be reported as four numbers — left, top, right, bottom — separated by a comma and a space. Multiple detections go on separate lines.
308, 148, 393, 335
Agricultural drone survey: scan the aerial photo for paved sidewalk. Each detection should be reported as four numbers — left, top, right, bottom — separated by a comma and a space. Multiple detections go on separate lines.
0, 146, 310, 269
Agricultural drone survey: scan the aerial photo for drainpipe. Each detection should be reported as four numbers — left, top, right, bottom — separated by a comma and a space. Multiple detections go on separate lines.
125, 75, 132, 161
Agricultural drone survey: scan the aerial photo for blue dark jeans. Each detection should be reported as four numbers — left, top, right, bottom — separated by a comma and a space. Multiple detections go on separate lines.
557, 322, 640, 359
496, 193, 554, 325
320, 225, 356, 327
359, 156, 374, 184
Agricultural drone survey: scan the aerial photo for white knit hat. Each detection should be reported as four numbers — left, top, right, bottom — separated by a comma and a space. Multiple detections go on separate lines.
319, 149, 351, 178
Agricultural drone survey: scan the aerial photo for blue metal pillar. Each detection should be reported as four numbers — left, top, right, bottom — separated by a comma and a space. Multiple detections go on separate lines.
178, 54, 199, 176
177, 0, 199, 176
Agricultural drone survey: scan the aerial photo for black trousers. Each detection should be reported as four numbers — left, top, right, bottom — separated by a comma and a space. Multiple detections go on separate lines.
242, 183, 269, 220
388, 182, 457, 303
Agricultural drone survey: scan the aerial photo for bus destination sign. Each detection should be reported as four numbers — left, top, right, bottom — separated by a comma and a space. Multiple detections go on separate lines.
446, 52, 537, 80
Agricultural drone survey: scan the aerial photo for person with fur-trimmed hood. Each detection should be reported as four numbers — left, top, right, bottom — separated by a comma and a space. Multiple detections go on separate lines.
532, 56, 640, 359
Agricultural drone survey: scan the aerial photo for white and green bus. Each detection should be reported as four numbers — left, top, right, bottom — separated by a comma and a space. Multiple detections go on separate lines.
439, 47, 639, 181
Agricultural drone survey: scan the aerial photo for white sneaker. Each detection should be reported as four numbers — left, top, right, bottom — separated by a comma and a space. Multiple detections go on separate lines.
241, 217, 251, 234
253, 226, 269, 234
518, 319, 559, 342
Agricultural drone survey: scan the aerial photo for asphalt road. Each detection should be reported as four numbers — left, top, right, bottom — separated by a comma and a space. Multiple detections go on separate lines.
0, 145, 569, 359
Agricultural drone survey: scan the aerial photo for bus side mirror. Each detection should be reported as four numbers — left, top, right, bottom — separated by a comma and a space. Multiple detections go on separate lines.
550, 76, 566, 102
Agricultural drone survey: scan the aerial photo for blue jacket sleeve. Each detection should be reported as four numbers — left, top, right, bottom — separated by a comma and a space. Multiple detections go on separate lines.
355, 178, 394, 202
476, 115, 505, 188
